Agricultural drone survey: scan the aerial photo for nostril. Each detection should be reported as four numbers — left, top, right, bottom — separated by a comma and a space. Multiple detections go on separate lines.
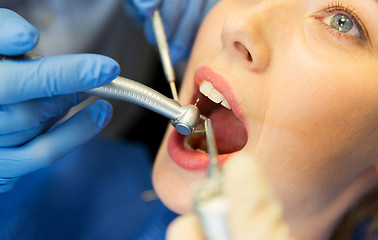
234, 41, 252, 62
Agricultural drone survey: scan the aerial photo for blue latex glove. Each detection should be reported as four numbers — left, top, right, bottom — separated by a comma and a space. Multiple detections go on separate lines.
125, 0, 219, 64
0, 9, 120, 192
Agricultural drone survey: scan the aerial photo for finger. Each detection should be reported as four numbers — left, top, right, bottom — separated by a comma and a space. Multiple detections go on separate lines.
124, 1, 144, 27
0, 95, 85, 148
223, 153, 290, 239
143, 0, 186, 45
166, 214, 206, 240
166, 0, 204, 64
224, 154, 277, 212
0, 100, 113, 178
158, 0, 187, 39
0, 55, 118, 102
0, 54, 120, 104
0, 94, 83, 135
0, 8, 39, 55
0, 117, 55, 148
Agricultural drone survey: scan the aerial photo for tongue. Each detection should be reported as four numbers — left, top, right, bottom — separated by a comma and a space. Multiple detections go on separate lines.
210, 107, 247, 154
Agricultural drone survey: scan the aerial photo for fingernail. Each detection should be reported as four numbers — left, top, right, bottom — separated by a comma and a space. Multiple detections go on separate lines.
88, 100, 113, 129
76, 55, 120, 88
97, 57, 120, 86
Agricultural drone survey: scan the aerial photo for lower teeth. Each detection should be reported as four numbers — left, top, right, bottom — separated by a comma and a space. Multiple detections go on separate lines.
195, 149, 207, 154
183, 136, 207, 153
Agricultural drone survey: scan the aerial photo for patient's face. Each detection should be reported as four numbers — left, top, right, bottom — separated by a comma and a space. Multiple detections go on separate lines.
153, 0, 378, 217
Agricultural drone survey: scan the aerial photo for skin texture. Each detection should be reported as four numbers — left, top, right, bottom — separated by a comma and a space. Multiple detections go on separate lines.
153, 0, 378, 239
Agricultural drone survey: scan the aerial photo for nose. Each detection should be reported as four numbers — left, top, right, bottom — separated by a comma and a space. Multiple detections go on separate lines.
221, 7, 272, 72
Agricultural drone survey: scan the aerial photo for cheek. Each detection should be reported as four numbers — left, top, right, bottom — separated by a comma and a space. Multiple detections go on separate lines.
274, 72, 373, 152
248, 52, 378, 195
253, 33, 378, 157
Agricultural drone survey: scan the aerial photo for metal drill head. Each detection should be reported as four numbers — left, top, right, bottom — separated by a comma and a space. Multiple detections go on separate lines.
174, 104, 200, 135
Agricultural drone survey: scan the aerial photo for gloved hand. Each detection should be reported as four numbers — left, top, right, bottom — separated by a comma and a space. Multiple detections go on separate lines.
125, 0, 219, 64
0, 9, 120, 192
166, 154, 292, 240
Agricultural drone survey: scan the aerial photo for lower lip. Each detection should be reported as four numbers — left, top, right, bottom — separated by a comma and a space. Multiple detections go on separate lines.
168, 130, 231, 171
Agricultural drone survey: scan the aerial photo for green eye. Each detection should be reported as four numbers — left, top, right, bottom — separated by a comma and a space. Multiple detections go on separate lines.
330, 14, 354, 33
322, 12, 360, 37
318, 5, 368, 41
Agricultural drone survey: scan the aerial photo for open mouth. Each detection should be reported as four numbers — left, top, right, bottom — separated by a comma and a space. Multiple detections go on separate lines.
167, 66, 248, 171
184, 79, 248, 155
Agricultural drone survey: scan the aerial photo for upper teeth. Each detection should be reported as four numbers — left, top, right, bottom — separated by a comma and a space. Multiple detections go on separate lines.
199, 81, 231, 109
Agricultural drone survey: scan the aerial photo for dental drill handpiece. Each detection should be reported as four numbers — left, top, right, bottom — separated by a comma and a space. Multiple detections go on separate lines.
151, 10, 179, 102
0, 53, 200, 136
193, 118, 231, 240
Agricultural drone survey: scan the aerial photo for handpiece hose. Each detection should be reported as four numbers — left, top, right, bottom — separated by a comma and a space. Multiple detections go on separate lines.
86, 76, 199, 135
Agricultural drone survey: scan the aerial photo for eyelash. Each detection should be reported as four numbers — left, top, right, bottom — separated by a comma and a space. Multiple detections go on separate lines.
316, 2, 368, 42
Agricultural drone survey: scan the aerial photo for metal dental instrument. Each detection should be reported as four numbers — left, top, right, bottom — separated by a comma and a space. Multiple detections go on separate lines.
204, 119, 222, 178
151, 10, 179, 102
87, 76, 199, 135
0, 53, 200, 136
193, 118, 230, 240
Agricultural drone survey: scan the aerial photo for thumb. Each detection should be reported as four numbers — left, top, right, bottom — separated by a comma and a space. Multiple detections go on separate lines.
223, 153, 291, 240
166, 214, 206, 240
0, 8, 38, 55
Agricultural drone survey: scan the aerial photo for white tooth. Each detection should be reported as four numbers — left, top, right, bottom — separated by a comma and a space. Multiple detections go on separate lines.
221, 99, 231, 109
199, 81, 214, 97
208, 89, 224, 103
195, 148, 207, 154
199, 80, 231, 109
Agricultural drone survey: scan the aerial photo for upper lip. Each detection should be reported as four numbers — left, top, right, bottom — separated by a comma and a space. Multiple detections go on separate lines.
193, 65, 245, 125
